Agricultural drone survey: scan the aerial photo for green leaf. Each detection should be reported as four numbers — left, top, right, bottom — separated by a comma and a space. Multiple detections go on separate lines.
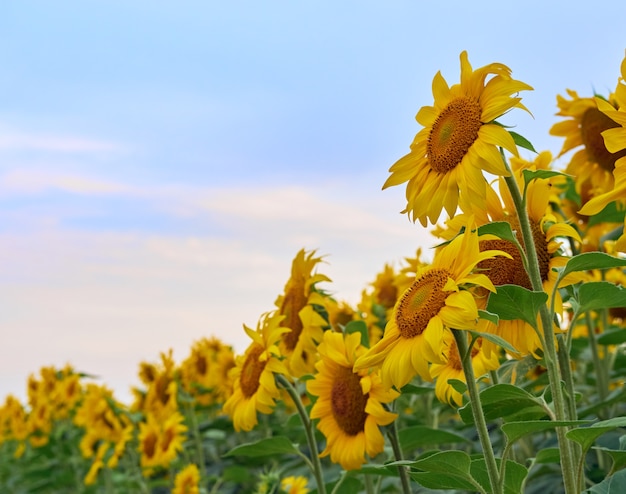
344, 320, 369, 348
598, 329, 626, 345
400, 383, 434, 395
223, 436, 301, 458
486, 285, 548, 330
567, 418, 626, 452
559, 252, 626, 281
509, 131, 537, 153
478, 221, 519, 244
522, 168, 568, 185
585, 468, 626, 493
478, 309, 500, 326
588, 201, 626, 227
459, 384, 546, 424
578, 282, 626, 314
470, 329, 518, 354
535, 447, 561, 464
471, 458, 528, 494
594, 447, 626, 473
501, 420, 590, 444
411, 472, 478, 491
410, 450, 478, 491
399, 426, 469, 452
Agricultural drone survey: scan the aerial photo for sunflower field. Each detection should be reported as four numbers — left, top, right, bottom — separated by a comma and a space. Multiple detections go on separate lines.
3, 51, 626, 494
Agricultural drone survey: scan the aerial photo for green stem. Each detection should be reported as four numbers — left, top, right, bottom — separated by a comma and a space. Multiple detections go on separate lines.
452, 329, 502, 494
502, 163, 579, 493
185, 400, 206, 470
276, 375, 326, 494
386, 414, 413, 494
585, 312, 609, 414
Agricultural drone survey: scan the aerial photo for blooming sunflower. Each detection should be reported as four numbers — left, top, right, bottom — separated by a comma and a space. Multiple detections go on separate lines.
275, 249, 331, 378
173, 464, 200, 494
138, 411, 187, 471
354, 218, 507, 389
306, 331, 398, 470
222, 311, 289, 432
384, 50, 532, 226
429, 331, 500, 407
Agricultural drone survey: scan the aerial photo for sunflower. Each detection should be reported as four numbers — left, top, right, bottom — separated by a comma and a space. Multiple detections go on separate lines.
429, 331, 500, 407
384, 51, 532, 226
138, 411, 187, 471
577, 74, 626, 237
550, 85, 625, 209
222, 311, 289, 432
180, 337, 236, 406
173, 464, 200, 494
471, 152, 584, 357
280, 475, 310, 494
275, 249, 331, 378
306, 331, 398, 470
354, 218, 507, 390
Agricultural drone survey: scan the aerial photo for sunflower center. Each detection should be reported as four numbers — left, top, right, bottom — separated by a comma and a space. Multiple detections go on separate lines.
479, 219, 550, 289
330, 366, 368, 436
396, 269, 450, 338
142, 431, 158, 459
580, 107, 626, 172
427, 97, 482, 173
195, 355, 208, 376
240, 346, 267, 398
280, 285, 308, 351
478, 238, 530, 289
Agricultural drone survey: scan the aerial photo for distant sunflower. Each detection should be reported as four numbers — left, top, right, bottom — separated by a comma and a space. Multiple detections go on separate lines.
307, 331, 398, 470
222, 312, 289, 432
280, 475, 310, 494
430, 331, 500, 407
173, 464, 200, 494
138, 411, 187, 471
385, 51, 532, 226
275, 249, 330, 378
354, 219, 507, 390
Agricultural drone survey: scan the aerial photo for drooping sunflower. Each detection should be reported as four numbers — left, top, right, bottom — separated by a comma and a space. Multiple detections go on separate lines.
429, 331, 500, 407
306, 331, 398, 470
222, 311, 289, 432
173, 464, 200, 494
354, 218, 507, 390
384, 50, 532, 226
275, 249, 331, 378
472, 152, 584, 357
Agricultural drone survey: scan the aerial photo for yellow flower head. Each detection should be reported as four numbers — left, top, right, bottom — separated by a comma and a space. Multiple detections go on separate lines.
180, 336, 236, 406
354, 218, 508, 389
280, 475, 310, 494
307, 331, 398, 470
275, 249, 331, 378
550, 83, 625, 212
222, 311, 289, 432
385, 50, 532, 226
173, 464, 201, 494
138, 411, 187, 471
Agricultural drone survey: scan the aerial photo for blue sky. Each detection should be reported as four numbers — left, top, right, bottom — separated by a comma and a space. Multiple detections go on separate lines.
1, 1, 625, 403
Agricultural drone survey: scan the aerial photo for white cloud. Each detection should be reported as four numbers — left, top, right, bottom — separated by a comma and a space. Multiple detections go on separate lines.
0, 129, 123, 153
0, 172, 435, 405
